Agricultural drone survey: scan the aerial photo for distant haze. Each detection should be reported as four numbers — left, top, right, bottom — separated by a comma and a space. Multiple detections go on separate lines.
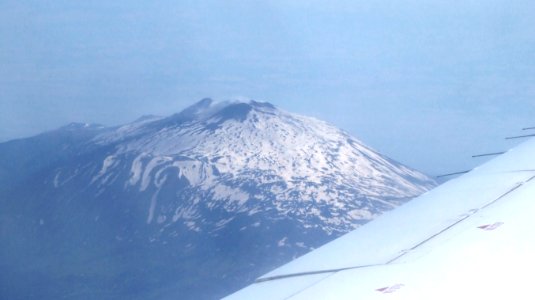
1, 0, 534, 175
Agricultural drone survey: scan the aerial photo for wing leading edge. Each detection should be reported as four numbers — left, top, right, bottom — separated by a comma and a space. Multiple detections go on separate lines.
224, 138, 535, 300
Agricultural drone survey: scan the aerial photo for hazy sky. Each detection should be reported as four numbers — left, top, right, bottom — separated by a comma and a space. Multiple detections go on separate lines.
1, 0, 535, 175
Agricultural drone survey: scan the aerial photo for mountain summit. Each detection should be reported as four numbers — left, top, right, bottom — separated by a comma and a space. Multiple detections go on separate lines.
0, 99, 436, 299
93, 98, 435, 233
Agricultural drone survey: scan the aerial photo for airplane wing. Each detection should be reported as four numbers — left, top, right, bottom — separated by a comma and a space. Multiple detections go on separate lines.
223, 138, 535, 299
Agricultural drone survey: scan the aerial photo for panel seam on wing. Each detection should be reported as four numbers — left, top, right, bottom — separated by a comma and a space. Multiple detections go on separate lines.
255, 264, 381, 283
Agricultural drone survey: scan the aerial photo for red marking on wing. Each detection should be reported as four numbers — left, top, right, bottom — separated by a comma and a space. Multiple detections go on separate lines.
376, 284, 404, 294
478, 222, 504, 231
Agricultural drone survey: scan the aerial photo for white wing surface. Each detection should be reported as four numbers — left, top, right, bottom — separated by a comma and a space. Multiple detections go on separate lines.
224, 138, 535, 299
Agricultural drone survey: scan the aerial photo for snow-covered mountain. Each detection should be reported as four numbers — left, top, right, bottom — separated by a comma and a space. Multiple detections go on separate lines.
0, 99, 436, 300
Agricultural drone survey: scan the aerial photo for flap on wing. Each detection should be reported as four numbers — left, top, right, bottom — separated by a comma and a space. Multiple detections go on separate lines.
259, 171, 534, 280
